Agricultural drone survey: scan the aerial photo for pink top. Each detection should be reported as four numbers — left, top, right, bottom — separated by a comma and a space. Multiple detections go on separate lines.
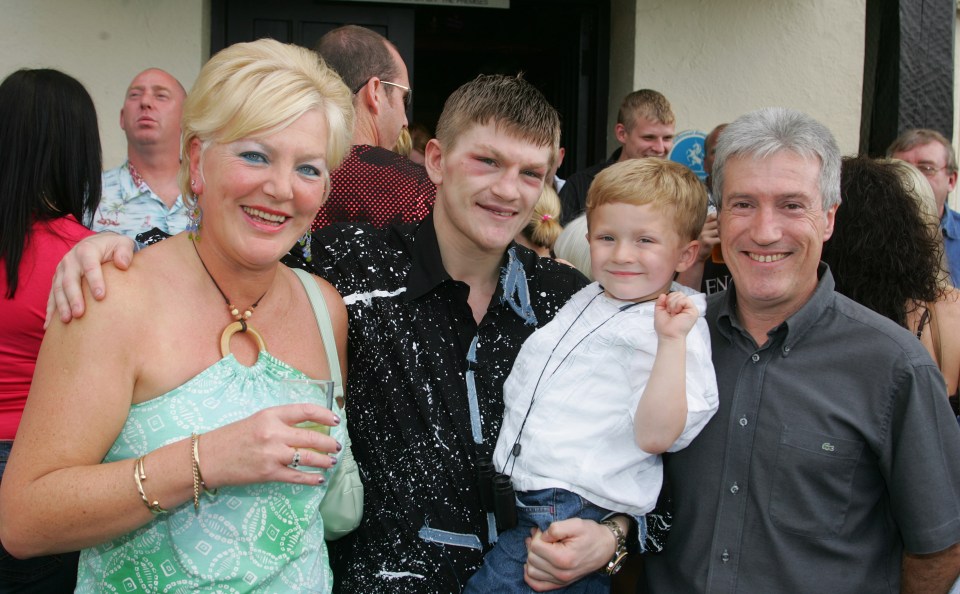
0, 216, 93, 439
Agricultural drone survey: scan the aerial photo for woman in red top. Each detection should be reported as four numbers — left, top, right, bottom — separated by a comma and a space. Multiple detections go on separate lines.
0, 68, 101, 592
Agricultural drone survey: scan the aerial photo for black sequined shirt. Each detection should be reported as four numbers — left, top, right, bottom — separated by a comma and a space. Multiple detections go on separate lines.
286, 214, 587, 593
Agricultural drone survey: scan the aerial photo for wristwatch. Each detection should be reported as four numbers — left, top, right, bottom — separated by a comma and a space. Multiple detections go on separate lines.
599, 519, 629, 575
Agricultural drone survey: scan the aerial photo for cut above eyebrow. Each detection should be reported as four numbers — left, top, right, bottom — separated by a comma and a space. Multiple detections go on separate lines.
483, 146, 550, 173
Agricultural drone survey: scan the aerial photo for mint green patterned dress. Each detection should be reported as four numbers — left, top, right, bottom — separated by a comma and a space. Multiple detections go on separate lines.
75, 269, 345, 593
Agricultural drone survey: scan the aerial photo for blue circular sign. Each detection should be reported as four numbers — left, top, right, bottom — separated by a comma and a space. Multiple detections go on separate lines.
669, 130, 707, 182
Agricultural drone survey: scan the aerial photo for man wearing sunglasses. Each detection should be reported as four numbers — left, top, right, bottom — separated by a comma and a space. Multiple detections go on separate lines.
888, 128, 960, 284
312, 25, 436, 230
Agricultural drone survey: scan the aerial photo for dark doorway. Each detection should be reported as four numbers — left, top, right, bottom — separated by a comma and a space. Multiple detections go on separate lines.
211, 0, 609, 177
859, 0, 954, 155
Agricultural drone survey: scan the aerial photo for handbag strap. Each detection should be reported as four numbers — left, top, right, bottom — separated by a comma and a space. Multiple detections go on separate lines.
291, 267, 344, 403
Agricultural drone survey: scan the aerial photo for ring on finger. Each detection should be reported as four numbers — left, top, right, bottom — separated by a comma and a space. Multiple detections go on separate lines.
290, 448, 301, 468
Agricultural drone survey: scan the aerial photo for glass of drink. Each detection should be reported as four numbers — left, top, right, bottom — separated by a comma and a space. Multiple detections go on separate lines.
705, 206, 724, 264
281, 378, 335, 475
281, 378, 335, 435
280, 377, 335, 590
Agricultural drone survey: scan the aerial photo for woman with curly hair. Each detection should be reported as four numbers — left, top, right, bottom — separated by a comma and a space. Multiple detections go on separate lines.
892, 159, 960, 412
822, 155, 960, 412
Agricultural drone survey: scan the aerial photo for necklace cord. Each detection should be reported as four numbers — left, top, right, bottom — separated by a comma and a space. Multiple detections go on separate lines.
191, 239, 268, 327
504, 288, 647, 477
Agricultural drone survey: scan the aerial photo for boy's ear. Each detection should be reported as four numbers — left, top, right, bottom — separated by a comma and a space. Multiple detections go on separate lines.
674, 239, 700, 273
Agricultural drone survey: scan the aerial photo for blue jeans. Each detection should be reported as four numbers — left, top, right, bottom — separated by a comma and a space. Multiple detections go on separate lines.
465, 488, 613, 594
0, 441, 79, 594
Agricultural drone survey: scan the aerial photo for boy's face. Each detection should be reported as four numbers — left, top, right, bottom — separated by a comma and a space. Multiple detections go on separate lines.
588, 202, 698, 302
426, 121, 552, 255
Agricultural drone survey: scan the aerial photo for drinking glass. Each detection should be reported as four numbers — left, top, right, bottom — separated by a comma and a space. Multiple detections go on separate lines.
280, 378, 334, 592
281, 378, 335, 475
281, 378, 335, 434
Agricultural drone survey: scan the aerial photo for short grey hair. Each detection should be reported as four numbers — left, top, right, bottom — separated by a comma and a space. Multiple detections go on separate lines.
712, 107, 841, 210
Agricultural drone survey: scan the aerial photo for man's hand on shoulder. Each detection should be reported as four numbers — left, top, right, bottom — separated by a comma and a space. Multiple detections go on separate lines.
45, 231, 136, 327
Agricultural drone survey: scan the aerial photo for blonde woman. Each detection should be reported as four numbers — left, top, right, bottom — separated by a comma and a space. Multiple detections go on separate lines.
0, 39, 355, 592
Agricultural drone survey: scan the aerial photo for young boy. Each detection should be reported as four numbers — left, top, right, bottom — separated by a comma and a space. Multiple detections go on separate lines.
466, 158, 719, 593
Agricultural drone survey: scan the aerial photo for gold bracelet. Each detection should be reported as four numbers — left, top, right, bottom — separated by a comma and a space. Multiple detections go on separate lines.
134, 455, 167, 515
191, 433, 217, 512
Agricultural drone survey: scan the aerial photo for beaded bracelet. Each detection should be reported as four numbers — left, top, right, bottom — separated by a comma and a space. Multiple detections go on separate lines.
134, 455, 167, 515
191, 433, 218, 511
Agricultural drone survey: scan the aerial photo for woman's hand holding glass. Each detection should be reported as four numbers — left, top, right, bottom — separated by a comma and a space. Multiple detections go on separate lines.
198, 401, 342, 489
280, 379, 338, 473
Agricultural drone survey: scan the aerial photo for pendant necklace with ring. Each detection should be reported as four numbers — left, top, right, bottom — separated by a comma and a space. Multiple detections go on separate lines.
192, 239, 269, 355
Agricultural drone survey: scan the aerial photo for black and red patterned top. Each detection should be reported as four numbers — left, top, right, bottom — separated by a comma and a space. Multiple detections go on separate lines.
311, 144, 436, 231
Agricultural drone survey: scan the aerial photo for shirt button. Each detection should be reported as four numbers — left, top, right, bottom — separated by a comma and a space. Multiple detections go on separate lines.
730, 482, 739, 494
721, 549, 730, 563
751, 353, 760, 362
739, 416, 748, 427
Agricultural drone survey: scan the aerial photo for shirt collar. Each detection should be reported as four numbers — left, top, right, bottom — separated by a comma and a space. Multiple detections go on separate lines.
126, 160, 146, 190
404, 212, 450, 301
402, 213, 536, 318
941, 207, 960, 240
715, 262, 836, 352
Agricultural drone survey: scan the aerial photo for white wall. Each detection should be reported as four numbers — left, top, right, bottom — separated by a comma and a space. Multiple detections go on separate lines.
3, 0, 947, 178
609, 0, 866, 157
0, 0, 208, 168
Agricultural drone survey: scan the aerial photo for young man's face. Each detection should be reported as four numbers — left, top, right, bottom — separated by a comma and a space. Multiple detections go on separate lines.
426, 122, 552, 255
718, 151, 837, 322
616, 117, 675, 160
588, 201, 697, 302
120, 68, 184, 150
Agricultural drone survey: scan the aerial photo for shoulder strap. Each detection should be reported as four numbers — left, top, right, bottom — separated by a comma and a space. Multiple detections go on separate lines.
916, 306, 930, 339
291, 267, 344, 403
928, 302, 944, 370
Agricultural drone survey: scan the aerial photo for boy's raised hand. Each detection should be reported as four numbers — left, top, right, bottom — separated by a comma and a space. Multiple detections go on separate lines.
654, 291, 699, 340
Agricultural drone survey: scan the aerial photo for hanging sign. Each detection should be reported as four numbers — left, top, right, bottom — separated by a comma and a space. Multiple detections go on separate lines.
669, 130, 708, 182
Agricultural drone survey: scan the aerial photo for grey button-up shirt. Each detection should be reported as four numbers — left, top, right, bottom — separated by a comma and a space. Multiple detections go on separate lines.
646, 265, 960, 593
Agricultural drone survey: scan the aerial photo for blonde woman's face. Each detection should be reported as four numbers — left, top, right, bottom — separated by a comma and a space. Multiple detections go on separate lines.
190, 109, 329, 266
